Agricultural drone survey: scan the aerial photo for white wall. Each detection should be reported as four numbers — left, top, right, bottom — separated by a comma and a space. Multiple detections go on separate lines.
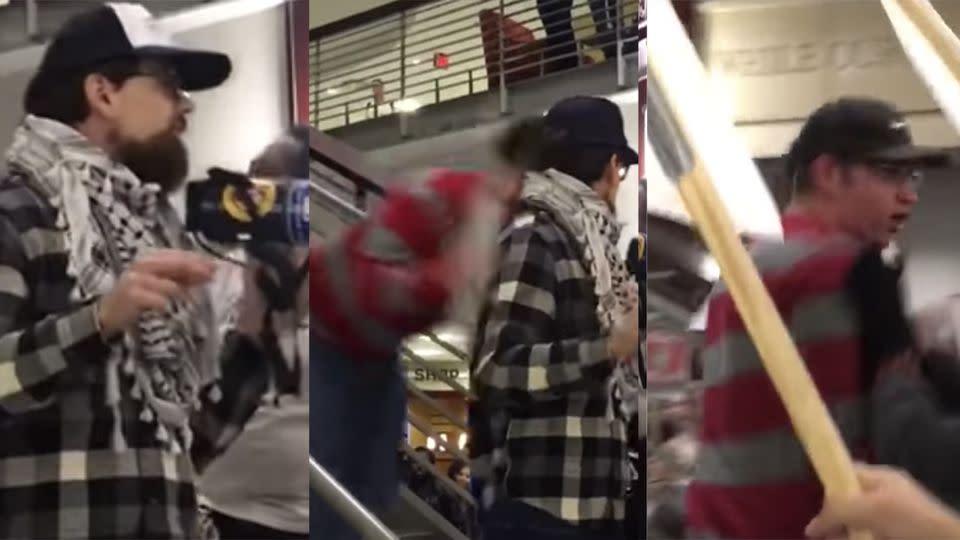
902, 169, 960, 311
176, 5, 290, 183
697, 0, 960, 157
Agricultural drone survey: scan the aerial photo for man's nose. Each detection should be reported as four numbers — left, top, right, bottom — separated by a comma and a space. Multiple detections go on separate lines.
899, 185, 920, 205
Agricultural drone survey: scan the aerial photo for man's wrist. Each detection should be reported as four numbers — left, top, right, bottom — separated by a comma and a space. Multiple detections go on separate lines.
93, 299, 117, 341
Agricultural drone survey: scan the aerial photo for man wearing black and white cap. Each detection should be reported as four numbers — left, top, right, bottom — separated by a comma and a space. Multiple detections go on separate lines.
470, 96, 642, 540
0, 4, 271, 539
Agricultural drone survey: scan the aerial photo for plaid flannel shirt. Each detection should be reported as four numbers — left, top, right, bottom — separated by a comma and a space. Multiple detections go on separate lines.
470, 210, 629, 529
0, 174, 267, 539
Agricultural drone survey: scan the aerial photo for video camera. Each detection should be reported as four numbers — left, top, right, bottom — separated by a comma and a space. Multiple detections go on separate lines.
185, 167, 309, 246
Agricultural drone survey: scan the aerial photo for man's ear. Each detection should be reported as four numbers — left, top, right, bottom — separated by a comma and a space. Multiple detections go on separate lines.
808, 155, 843, 198
83, 73, 119, 120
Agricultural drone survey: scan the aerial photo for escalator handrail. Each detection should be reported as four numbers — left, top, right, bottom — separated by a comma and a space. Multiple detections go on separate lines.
309, 127, 387, 198
309, 457, 400, 540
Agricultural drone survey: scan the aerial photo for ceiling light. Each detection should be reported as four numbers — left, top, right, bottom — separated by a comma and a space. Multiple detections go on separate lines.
458, 433, 468, 450
326, 88, 339, 95
395, 98, 422, 113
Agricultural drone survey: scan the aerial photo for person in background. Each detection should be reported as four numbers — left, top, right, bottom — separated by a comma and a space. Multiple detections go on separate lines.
310, 162, 522, 540
199, 129, 310, 539
685, 97, 951, 539
448, 459, 471, 490
0, 4, 271, 538
806, 464, 960, 540
408, 447, 445, 512
444, 460, 477, 537
536, 0, 578, 73
470, 96, 641, 540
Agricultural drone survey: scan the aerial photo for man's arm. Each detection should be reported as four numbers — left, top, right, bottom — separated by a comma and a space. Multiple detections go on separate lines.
0, 215, 111, 418
190, 330, 269, 474
847, 249, 960, 501
472, 219, 612, 407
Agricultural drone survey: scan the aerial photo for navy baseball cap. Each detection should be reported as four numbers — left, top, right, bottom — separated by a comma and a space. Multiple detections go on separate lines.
544, 96, 640, 166
786, 97, 951, 180
33, 3, 231, 92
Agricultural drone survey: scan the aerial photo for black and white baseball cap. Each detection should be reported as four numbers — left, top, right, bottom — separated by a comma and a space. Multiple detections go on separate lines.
35, 2, 231, 92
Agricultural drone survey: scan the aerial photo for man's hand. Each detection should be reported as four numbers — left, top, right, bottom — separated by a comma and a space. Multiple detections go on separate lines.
806, 464, 960, 540
609, 304, 640, 361
96, 249, 217, 338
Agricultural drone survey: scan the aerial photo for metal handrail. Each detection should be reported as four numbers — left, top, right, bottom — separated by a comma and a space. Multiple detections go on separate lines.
315, 0, 627, 83
310, 0, 639, 130
309, 457, 399, 540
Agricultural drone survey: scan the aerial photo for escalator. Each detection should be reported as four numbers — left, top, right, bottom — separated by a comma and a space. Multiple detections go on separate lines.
309, 126, 473, 540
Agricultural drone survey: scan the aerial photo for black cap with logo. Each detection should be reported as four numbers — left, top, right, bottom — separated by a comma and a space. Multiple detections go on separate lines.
786, 97, 951, 181
30, 2, 231, 93
544, 96, 640, 166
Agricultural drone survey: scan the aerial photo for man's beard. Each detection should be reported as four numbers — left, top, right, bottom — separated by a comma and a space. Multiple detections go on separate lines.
113, 131, 189, 194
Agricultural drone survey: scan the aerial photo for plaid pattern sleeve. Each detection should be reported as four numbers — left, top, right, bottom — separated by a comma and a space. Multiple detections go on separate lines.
190, 331, 269, 474
470, 212, 628, 527
473, 214, 613, 406
0, 191, 111, 417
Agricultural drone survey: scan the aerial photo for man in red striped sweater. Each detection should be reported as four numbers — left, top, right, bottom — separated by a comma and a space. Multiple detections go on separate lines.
686, 98, 950, 539
309, 168, 518, 539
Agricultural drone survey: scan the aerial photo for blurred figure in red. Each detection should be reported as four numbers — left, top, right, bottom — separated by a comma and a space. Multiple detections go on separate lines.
308, 165, 521, 540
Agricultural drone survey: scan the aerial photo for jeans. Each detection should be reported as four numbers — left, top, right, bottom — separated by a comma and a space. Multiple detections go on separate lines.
309, 335, 407, 540
536, 0, 578, 73
481, 499, 625, 540
211, 511, 307, 540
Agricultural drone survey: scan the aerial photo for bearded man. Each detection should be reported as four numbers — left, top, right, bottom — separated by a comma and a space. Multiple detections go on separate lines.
0, 4, 272, 539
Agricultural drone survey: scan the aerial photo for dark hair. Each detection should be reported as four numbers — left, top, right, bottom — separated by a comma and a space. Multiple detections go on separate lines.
447, 459, 468, 481
24, 57, 142, 125
495, 117, 616, 185
249, 126, 310, 179
414, 446, 436, 465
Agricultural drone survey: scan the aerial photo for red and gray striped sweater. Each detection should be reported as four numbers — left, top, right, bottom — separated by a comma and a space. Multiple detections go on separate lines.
686, 212, 874, 539
310, 169, 486, 360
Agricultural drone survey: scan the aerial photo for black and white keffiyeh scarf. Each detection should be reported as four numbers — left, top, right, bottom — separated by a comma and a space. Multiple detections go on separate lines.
521, 169, 643, 421
6, 115, 220, 452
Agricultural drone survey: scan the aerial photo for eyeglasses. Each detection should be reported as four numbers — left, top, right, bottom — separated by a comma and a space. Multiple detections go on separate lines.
863, 161, 924, 190
133, 64, 189, 103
